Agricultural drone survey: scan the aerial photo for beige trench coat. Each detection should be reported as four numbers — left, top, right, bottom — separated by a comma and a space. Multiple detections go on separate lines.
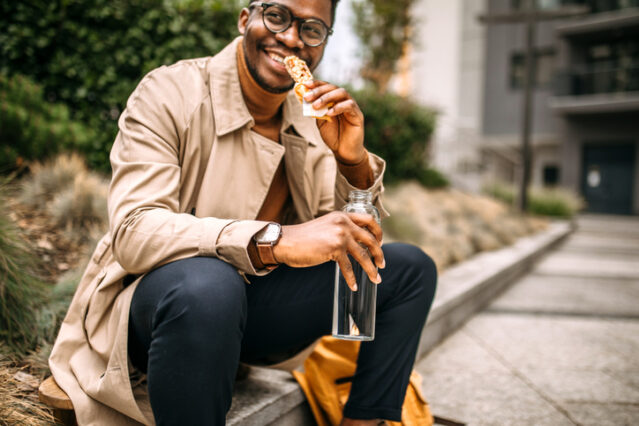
49, 37, 387, 425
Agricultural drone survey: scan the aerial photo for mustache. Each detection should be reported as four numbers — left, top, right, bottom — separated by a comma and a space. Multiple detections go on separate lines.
260, 42, 313, 69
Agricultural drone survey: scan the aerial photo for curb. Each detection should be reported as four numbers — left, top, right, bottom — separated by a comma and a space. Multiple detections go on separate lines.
227, 221, 574, 425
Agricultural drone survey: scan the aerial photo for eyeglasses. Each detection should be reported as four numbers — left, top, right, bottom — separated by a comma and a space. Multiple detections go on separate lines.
249, 2, 333, 47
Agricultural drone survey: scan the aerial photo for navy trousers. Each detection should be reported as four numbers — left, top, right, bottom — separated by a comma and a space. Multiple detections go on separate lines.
128, 243, 437, 425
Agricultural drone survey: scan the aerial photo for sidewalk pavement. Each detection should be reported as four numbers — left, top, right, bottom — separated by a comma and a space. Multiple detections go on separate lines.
416, 214, 639, 426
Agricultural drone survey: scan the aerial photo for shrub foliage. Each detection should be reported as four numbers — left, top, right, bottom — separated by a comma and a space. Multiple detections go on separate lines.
354, 89, 446, 187
0, 75, 97, 172
352, 0, 416, 93
0, 0, 242, 171
483, 181, 584, 218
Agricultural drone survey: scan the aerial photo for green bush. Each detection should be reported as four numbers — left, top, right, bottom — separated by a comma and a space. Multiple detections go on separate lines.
529, 187, 584, 218
0, 181, 48, 355
416, 167, 449, 189
1, 0, 243, 171
483, 181, 516, 206
0, 75, 97, 172
483, 181, 583, 218
353, 89, 446, 187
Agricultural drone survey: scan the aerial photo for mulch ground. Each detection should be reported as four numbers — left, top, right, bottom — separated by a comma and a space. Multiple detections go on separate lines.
7, 196, 86, 285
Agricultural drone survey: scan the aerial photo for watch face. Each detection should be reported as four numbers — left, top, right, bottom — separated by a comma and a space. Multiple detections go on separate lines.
256, 223, 281, 243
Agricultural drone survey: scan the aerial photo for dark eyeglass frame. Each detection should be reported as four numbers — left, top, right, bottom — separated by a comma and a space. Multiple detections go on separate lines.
249, 1, 333, 47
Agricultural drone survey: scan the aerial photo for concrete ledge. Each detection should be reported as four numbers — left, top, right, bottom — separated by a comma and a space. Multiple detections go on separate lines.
226, 221, 573, 425
227, 367, 313, 426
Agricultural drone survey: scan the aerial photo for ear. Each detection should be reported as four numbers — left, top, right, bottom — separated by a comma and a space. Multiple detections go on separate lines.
238, 8, 250, 35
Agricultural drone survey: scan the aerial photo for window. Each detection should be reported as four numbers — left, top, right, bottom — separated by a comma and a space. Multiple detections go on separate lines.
572, 38, 639, 94
511, 0, 568, 10
543, 165, 560, 186
509, 48, 556, 89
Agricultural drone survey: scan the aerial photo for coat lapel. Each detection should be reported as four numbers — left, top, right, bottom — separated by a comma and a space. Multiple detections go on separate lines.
208, 37, 253, 137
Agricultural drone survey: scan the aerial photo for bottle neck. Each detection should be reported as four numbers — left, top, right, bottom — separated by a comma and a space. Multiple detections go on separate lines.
348, 190, 373, 204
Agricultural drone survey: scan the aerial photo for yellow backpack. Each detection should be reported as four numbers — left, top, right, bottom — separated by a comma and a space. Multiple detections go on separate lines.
292, 336, 434, 426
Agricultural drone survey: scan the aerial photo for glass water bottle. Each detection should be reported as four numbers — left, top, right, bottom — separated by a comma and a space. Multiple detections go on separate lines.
332, 190, 381, 341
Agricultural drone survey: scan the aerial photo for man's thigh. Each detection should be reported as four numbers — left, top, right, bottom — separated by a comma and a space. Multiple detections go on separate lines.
241, 261, 336, 363
239, 243, 434, 363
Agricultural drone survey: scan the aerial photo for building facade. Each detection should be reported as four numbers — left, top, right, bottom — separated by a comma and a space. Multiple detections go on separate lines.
482, 0, 639, 214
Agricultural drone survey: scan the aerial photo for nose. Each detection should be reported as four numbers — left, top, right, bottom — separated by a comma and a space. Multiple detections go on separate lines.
275, 22, 304, 50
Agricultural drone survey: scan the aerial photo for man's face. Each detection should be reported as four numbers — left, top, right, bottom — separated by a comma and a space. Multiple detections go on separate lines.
238, 0, 332, 93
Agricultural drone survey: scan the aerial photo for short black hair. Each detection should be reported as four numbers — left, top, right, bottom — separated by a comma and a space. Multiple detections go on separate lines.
248, 0, 340, 28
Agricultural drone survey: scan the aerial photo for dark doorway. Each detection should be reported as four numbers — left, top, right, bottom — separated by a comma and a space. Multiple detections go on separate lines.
581, 143, 635, 214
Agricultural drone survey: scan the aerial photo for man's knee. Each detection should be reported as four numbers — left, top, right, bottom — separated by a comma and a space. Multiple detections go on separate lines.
383, 243, 438, 301
152, 257, 247, 329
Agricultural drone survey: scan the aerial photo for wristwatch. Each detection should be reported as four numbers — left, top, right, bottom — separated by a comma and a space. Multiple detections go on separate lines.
253, 223, 282, 270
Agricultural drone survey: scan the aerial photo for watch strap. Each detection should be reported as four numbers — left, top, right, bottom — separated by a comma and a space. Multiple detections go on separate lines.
256, 242, 279, 270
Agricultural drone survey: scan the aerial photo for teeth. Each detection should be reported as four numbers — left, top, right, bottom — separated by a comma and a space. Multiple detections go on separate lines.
269, 53, 284, 64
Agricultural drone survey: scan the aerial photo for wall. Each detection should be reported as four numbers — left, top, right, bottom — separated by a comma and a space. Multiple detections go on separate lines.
482, 0, 561, 137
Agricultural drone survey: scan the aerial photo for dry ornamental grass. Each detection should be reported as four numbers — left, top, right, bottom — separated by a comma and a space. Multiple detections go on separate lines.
0, 352, 55, 425
382, 181, 548, 270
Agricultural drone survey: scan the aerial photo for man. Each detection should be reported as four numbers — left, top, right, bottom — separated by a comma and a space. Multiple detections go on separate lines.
49, 1, 437, 425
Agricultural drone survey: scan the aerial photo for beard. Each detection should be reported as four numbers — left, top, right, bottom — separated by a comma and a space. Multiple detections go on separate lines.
243, 43, 295, 94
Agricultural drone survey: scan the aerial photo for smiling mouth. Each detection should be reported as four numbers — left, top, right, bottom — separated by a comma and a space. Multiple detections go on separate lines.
268, 52, 285, 65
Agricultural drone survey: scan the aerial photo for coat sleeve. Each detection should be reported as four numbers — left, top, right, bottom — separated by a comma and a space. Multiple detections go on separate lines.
108, 65, 268, 276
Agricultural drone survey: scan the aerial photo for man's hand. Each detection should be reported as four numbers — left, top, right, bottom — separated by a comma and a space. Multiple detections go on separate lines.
302, 81, 366, 165
272, 212, 385, 291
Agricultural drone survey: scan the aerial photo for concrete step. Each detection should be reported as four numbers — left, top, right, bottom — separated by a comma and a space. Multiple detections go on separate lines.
226, 221, 573, 425
560, 233, 639, 255
576, 214, 639, 239
227, 368, 314, 426
533, 252, 639, 280
487, 274, 639, 319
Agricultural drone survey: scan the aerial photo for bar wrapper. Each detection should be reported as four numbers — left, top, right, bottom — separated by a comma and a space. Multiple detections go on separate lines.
284, 56, 332, 121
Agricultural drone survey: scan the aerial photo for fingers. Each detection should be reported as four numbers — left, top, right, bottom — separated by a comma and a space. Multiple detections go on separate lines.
342, 212, 385, 271
347, 213, 383, 244
336, 253, 358, 291
326, 99, 362, 120
346, 239, 382, 285
306, 85, 347, 107
303, 82, 362, 119
351, 225, 385, 270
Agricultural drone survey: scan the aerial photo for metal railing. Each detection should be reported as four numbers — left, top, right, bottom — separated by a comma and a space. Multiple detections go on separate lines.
547, 0, 639, 13
513, 0, 639, 12
554, 64, 639, 95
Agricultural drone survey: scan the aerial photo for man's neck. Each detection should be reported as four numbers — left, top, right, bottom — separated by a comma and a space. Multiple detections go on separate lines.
236, 41, 288, 138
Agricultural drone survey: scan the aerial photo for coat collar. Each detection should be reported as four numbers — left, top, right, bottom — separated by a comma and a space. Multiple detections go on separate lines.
282, 93, 319, 146
208, 36, 318, 146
